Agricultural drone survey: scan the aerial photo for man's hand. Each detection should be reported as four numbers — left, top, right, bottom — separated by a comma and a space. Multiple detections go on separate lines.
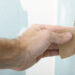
13, 24, 72, 71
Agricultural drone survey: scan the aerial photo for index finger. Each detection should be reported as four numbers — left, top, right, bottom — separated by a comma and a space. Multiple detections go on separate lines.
46, 25, 73, 32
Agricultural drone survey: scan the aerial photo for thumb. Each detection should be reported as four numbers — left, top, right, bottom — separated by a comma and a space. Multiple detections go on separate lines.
51, 32, 72, 44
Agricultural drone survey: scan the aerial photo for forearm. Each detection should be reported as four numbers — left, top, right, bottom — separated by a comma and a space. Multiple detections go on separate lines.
0, 38, 21, 69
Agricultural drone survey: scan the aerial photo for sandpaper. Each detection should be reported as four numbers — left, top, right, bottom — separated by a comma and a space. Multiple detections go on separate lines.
57, 28, 75, 58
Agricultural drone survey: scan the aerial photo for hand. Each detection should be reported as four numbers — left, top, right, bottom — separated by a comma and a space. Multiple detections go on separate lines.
13, 24, 72, 71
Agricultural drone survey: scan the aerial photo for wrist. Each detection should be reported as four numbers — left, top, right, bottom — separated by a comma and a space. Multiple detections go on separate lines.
0, 38, 22, 69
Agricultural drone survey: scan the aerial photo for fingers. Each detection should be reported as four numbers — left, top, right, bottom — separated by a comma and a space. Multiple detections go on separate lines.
50, 32, 72, 44
46, 25, 73, 32
31, 24, 73, 32
36, 49, 59, 62
42, 49, 59, 57
48, 43, 58, 49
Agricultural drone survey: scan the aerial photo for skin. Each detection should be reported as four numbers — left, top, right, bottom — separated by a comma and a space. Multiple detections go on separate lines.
0, 24, 72, 71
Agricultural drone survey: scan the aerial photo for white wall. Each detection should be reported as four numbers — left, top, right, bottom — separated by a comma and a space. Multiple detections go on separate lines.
20, 0, 58, 75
